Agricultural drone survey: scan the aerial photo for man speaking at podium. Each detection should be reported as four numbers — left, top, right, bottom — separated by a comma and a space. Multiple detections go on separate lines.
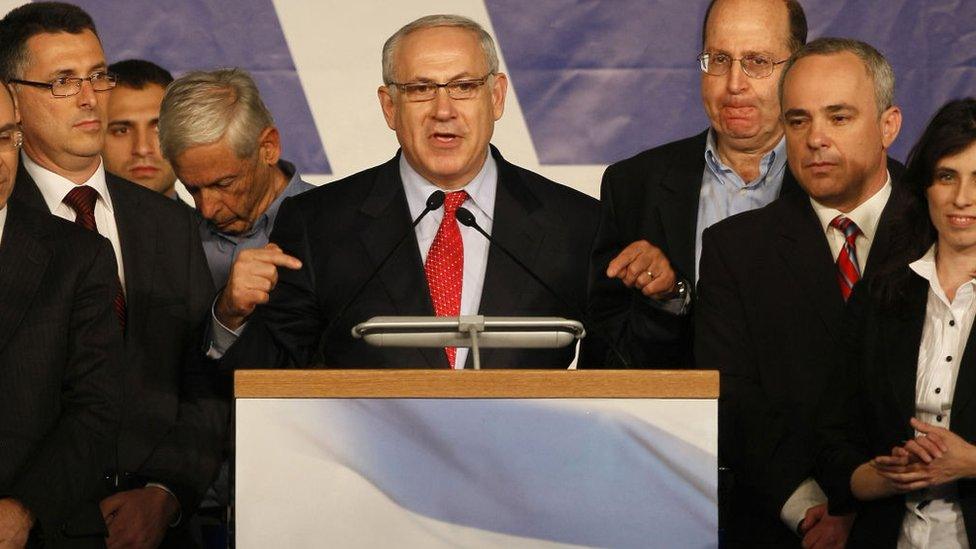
213, 14, 600, 369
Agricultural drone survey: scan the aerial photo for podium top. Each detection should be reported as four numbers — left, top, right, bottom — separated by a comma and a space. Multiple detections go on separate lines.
234, 369, 718, 399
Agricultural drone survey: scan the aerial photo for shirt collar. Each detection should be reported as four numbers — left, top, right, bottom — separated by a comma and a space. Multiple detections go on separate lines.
909, 244, 976, 306
704, 130, 787, 189
810, 172, 892, 243
0, 203, 7, 246
399, 149, 497, 222
22, 152, 114, 215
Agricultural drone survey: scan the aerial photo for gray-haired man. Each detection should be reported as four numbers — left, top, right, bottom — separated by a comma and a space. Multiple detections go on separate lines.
159, 68, 314, 292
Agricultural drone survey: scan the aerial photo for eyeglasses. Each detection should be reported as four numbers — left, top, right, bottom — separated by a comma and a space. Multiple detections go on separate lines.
0, 128, 23, 152
389, 73, 494, 102
697, 52, 788, 79
10, 72, 118, 98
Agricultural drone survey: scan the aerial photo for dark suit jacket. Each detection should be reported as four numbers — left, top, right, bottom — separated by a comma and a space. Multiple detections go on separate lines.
695, 171, 906, 545
11, 167, 227, 520
222, 147, 600, 369
818, 271, 976, 547
586, 130, 799, 368
0, 199, 121, 545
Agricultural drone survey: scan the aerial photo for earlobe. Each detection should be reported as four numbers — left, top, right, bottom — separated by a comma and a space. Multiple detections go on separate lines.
881, 106, 903, 148
491, 73, 508, 120
378, 86, 398, 131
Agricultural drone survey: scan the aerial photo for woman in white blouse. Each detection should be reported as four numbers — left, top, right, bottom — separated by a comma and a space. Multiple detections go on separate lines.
818, 98, 976, 548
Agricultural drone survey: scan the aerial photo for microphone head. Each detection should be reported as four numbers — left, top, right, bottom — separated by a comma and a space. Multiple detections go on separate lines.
426, 190, 446, 210
455, 206, 477, 228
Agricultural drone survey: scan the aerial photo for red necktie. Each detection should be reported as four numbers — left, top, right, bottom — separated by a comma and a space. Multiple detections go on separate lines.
424, 190, 468, 368
830, 215, 862, 302
63, 186, 128, 330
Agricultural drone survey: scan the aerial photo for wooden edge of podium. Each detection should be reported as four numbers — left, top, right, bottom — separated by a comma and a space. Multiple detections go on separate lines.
234, 369, 718, 399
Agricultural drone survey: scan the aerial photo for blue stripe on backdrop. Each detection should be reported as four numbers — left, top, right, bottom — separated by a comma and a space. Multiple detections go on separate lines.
71, 0, 332, 176
486, 0, 976, 165
48, 1, 976, 173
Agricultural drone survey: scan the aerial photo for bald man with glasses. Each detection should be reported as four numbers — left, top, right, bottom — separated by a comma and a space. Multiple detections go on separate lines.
585, 0, 809, 369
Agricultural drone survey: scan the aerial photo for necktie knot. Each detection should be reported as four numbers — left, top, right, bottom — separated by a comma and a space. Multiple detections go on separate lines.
443, 190, 468, 216
830, 215, 861, 243
63, 185, 99, 232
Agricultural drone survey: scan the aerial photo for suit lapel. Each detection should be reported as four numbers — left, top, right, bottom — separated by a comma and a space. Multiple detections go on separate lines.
0, 203, 51, 355
106, 176, 155, 342
473, 150, 546, 368
357, 156, 444, 368
658, 131, 707, 280
775, 192, 846, 341
952, 299, 976, 421
863, 181, 909, 278
12, 163, 49, 211
884, 276, 927, 424
478, 149, 544, 316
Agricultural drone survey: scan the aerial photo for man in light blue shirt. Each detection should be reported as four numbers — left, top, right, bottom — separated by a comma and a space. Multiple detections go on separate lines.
158, 68, 314, 289
586, 0, 807, 369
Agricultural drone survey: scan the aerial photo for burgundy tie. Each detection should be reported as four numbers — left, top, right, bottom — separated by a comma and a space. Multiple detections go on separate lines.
830, 215, 862, 301
63, 186, 127, 329
424, 190, 468, 368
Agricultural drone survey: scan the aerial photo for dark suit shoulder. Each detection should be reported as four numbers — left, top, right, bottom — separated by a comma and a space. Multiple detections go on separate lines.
604, 131, 708, 179
9, 197, 109, 251
702, 197, 777, 245
107, 174, 196, 217
286, 160, 391, 209
507, 162, 599, 215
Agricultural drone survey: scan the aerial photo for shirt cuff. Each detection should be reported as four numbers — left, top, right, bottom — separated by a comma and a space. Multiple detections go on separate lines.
144, 483, 182, 528
643, 281, 692, 316
207, 297, 245, 359
780, 478, 828, 536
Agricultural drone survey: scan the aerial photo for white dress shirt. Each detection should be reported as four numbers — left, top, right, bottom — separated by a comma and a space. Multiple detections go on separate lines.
780, 174, 893, 532
22, 153, 125, 290
0, 205, 6, 245
810, 174, 892, 271
401, 152, 497, 369
896, 245, 973, 549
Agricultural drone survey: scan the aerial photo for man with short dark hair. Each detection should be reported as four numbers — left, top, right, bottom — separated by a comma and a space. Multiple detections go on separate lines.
0, 3, 227, 546
103, 59, 178, 199
214, 14, 599, 369
696, 37, 905, 546
587, 0, 808, 368
0, 78, 122, 548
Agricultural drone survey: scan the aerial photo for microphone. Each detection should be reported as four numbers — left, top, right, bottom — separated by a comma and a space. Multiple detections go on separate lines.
455, 207, 631, 368
315, 190, 445, 361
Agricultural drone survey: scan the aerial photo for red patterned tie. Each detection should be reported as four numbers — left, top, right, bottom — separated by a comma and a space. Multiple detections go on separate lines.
424, 190, 468, 368
63, 186, 128, 330
830, 215, 862, 301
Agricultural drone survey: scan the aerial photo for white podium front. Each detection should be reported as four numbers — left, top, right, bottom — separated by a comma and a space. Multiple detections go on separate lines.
235, 370, 718, 548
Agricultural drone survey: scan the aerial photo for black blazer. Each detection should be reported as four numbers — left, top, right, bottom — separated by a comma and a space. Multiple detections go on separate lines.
586, 130, 800, 368
695, 174, 907, 544
0, 200, 121, 544
819, 270, 976, 547
11, 167, 227, 516
222, 147, 600, 369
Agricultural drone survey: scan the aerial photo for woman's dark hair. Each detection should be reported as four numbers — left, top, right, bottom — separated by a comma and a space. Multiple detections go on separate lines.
871, 98, 976, 311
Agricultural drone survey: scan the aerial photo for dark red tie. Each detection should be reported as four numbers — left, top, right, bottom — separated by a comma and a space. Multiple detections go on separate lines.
425, 190, 468, 368
830, 215, 862, 301
63, 186, 127, 330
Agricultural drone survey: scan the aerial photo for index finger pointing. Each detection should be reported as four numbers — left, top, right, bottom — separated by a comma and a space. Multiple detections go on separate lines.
267, 250, 303, 270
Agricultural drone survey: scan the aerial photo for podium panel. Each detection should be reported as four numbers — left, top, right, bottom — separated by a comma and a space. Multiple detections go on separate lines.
235, 370, 718, 548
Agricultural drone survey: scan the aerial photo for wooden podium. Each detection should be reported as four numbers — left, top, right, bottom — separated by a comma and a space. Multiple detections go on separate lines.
235, 370, 718, 548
